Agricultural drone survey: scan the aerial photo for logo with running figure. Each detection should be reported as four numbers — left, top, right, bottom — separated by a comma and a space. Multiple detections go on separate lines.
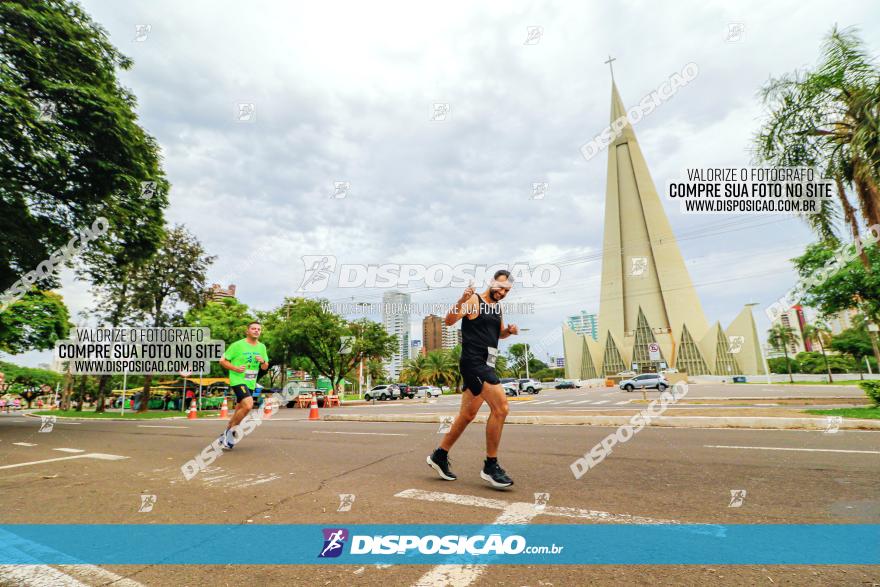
318, 528, 349, 558
298, 255, 337, 293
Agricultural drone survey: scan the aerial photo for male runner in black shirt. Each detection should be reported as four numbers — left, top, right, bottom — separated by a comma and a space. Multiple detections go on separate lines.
427, 270, 519, 488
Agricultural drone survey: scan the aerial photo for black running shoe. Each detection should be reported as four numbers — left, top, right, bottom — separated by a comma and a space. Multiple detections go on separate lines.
480, 459, 513, 488
426, 449, 457, 481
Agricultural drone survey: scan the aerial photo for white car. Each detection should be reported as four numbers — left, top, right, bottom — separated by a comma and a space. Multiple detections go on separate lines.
517, 378, 542, 394
364, 385, 400, 401
414, 386, 441, 398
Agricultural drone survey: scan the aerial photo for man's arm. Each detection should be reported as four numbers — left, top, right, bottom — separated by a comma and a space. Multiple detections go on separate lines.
220, 357, 246, 373
445, 285, 477, 326
499, 319, 519, 340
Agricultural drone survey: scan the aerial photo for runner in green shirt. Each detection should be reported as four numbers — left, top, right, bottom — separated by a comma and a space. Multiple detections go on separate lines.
217, 321, 269, 449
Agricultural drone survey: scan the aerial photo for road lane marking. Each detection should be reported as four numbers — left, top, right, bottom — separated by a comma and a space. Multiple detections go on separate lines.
56, 565, 143, 587
705, 445, 880, 454
0, 565, 86, 586
615, 400, 632, 405
530, 400, 554, 405
400, 489, 681, 587
572, 400, 594, 405
0, 453, 128, 470
593, 400, 610, 405
12, 442, 37, 447
312, 431, 409, 436
52, 448, 85, 453
395, 489, 680, 524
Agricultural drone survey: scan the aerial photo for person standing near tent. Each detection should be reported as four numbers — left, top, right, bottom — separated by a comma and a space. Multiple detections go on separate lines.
217, 321, 269, 450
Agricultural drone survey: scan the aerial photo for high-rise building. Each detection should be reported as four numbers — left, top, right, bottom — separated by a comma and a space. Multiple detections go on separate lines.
422, 315, 444, 353
382, 291, 411, 379
567, 311, 599, 341
563, 78, 765, 378
442, 323, 462, 349
770, 305, 807, 356
827, 308, 859, 335
207, 283, 237, 302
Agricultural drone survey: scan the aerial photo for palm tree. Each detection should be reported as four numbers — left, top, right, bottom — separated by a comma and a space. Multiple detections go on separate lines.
803, 321, 834, 383
400, 354, 428, 385
424, 350, 456, 390
768, 323, 799, 383
754, 26, 880, 260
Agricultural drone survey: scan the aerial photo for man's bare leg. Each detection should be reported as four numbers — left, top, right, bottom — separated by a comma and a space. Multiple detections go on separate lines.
226, 396, 253, 432
439, 389, 484, 451
479, 383, 509, 458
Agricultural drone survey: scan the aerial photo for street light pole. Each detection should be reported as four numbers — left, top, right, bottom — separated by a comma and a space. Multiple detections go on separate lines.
519, 328, 531, 379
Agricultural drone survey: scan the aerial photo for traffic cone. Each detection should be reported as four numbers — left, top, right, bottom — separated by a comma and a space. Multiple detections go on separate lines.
187, 401, 198, 420
262, 397, 273, 420
308, 394, 320, 421
219, 397, 229, 419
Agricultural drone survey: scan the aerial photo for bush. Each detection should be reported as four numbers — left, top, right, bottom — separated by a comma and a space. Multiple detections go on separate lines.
860, 381, 880, 406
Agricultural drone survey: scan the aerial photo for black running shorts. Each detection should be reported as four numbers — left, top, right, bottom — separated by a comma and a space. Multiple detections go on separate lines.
231, 384, 254, 403
459, 361, 500, 396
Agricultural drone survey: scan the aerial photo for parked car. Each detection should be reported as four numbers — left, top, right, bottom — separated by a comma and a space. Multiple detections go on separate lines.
364, 384, 400, 401
619, 373, 669, 392
554, 380, 576, 389
397, 384, 415, 399
414, 386, 442, 398
502, 382, 519, 397
517, 378, 542, 394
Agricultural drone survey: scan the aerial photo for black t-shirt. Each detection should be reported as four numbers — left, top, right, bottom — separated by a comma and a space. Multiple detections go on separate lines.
460, 294, 502, 367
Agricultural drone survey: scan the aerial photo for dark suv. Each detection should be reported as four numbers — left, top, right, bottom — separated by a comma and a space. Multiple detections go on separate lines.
397, 384, 415, 399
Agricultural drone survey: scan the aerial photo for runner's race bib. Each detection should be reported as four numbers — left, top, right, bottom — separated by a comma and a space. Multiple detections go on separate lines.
486, 347, 498, 368
244, 369, 258, 381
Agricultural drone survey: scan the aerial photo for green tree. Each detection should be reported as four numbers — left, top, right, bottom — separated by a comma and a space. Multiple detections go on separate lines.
185, 298, 256, 377
0, 0, 168, 291
423, 350, 456, 389
128, 225, 215, 411
793, 241, 880, 365
0, 360, 63, 407
754, 25, 880, 243
768, 323, 799, 383
802, 322, 834, 382
830, 319, 878, 375
268, 299, 396, 393
768, 356, 800, 375
400, 354, 428, 385
0, 290, 70, 354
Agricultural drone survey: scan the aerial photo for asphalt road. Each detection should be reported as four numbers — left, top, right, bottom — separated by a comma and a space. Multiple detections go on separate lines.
0, 411, 878, 586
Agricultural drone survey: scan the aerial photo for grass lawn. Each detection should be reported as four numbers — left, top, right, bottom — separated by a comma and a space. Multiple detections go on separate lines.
804, 406, 880, 419
747, 380, 865, 385
31, 409, 219, 419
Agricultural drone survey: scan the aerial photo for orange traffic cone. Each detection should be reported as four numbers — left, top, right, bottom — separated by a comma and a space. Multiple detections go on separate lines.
308, 394, 320, 421
187, 401, 198, 420
219, 397, 229, 419
262, 397, 273, 420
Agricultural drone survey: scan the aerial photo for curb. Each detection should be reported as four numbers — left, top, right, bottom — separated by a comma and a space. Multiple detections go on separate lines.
321, 413, 880, 430
24, 413, 205, 422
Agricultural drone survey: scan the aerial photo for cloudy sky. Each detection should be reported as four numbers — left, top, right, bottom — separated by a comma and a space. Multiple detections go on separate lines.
12, 0, 879, 368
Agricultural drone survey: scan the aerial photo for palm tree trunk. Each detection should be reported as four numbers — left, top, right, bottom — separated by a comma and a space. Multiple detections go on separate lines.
853, 165, 880, 228
818, 340, 833, 383
782, 346, 793, 384
836, 177, 871, 269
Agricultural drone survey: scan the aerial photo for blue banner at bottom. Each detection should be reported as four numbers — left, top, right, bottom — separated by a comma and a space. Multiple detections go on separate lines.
0, 524, 877, 565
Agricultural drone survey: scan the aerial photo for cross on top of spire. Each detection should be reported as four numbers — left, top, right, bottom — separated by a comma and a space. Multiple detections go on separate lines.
604, 55, 616, 81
